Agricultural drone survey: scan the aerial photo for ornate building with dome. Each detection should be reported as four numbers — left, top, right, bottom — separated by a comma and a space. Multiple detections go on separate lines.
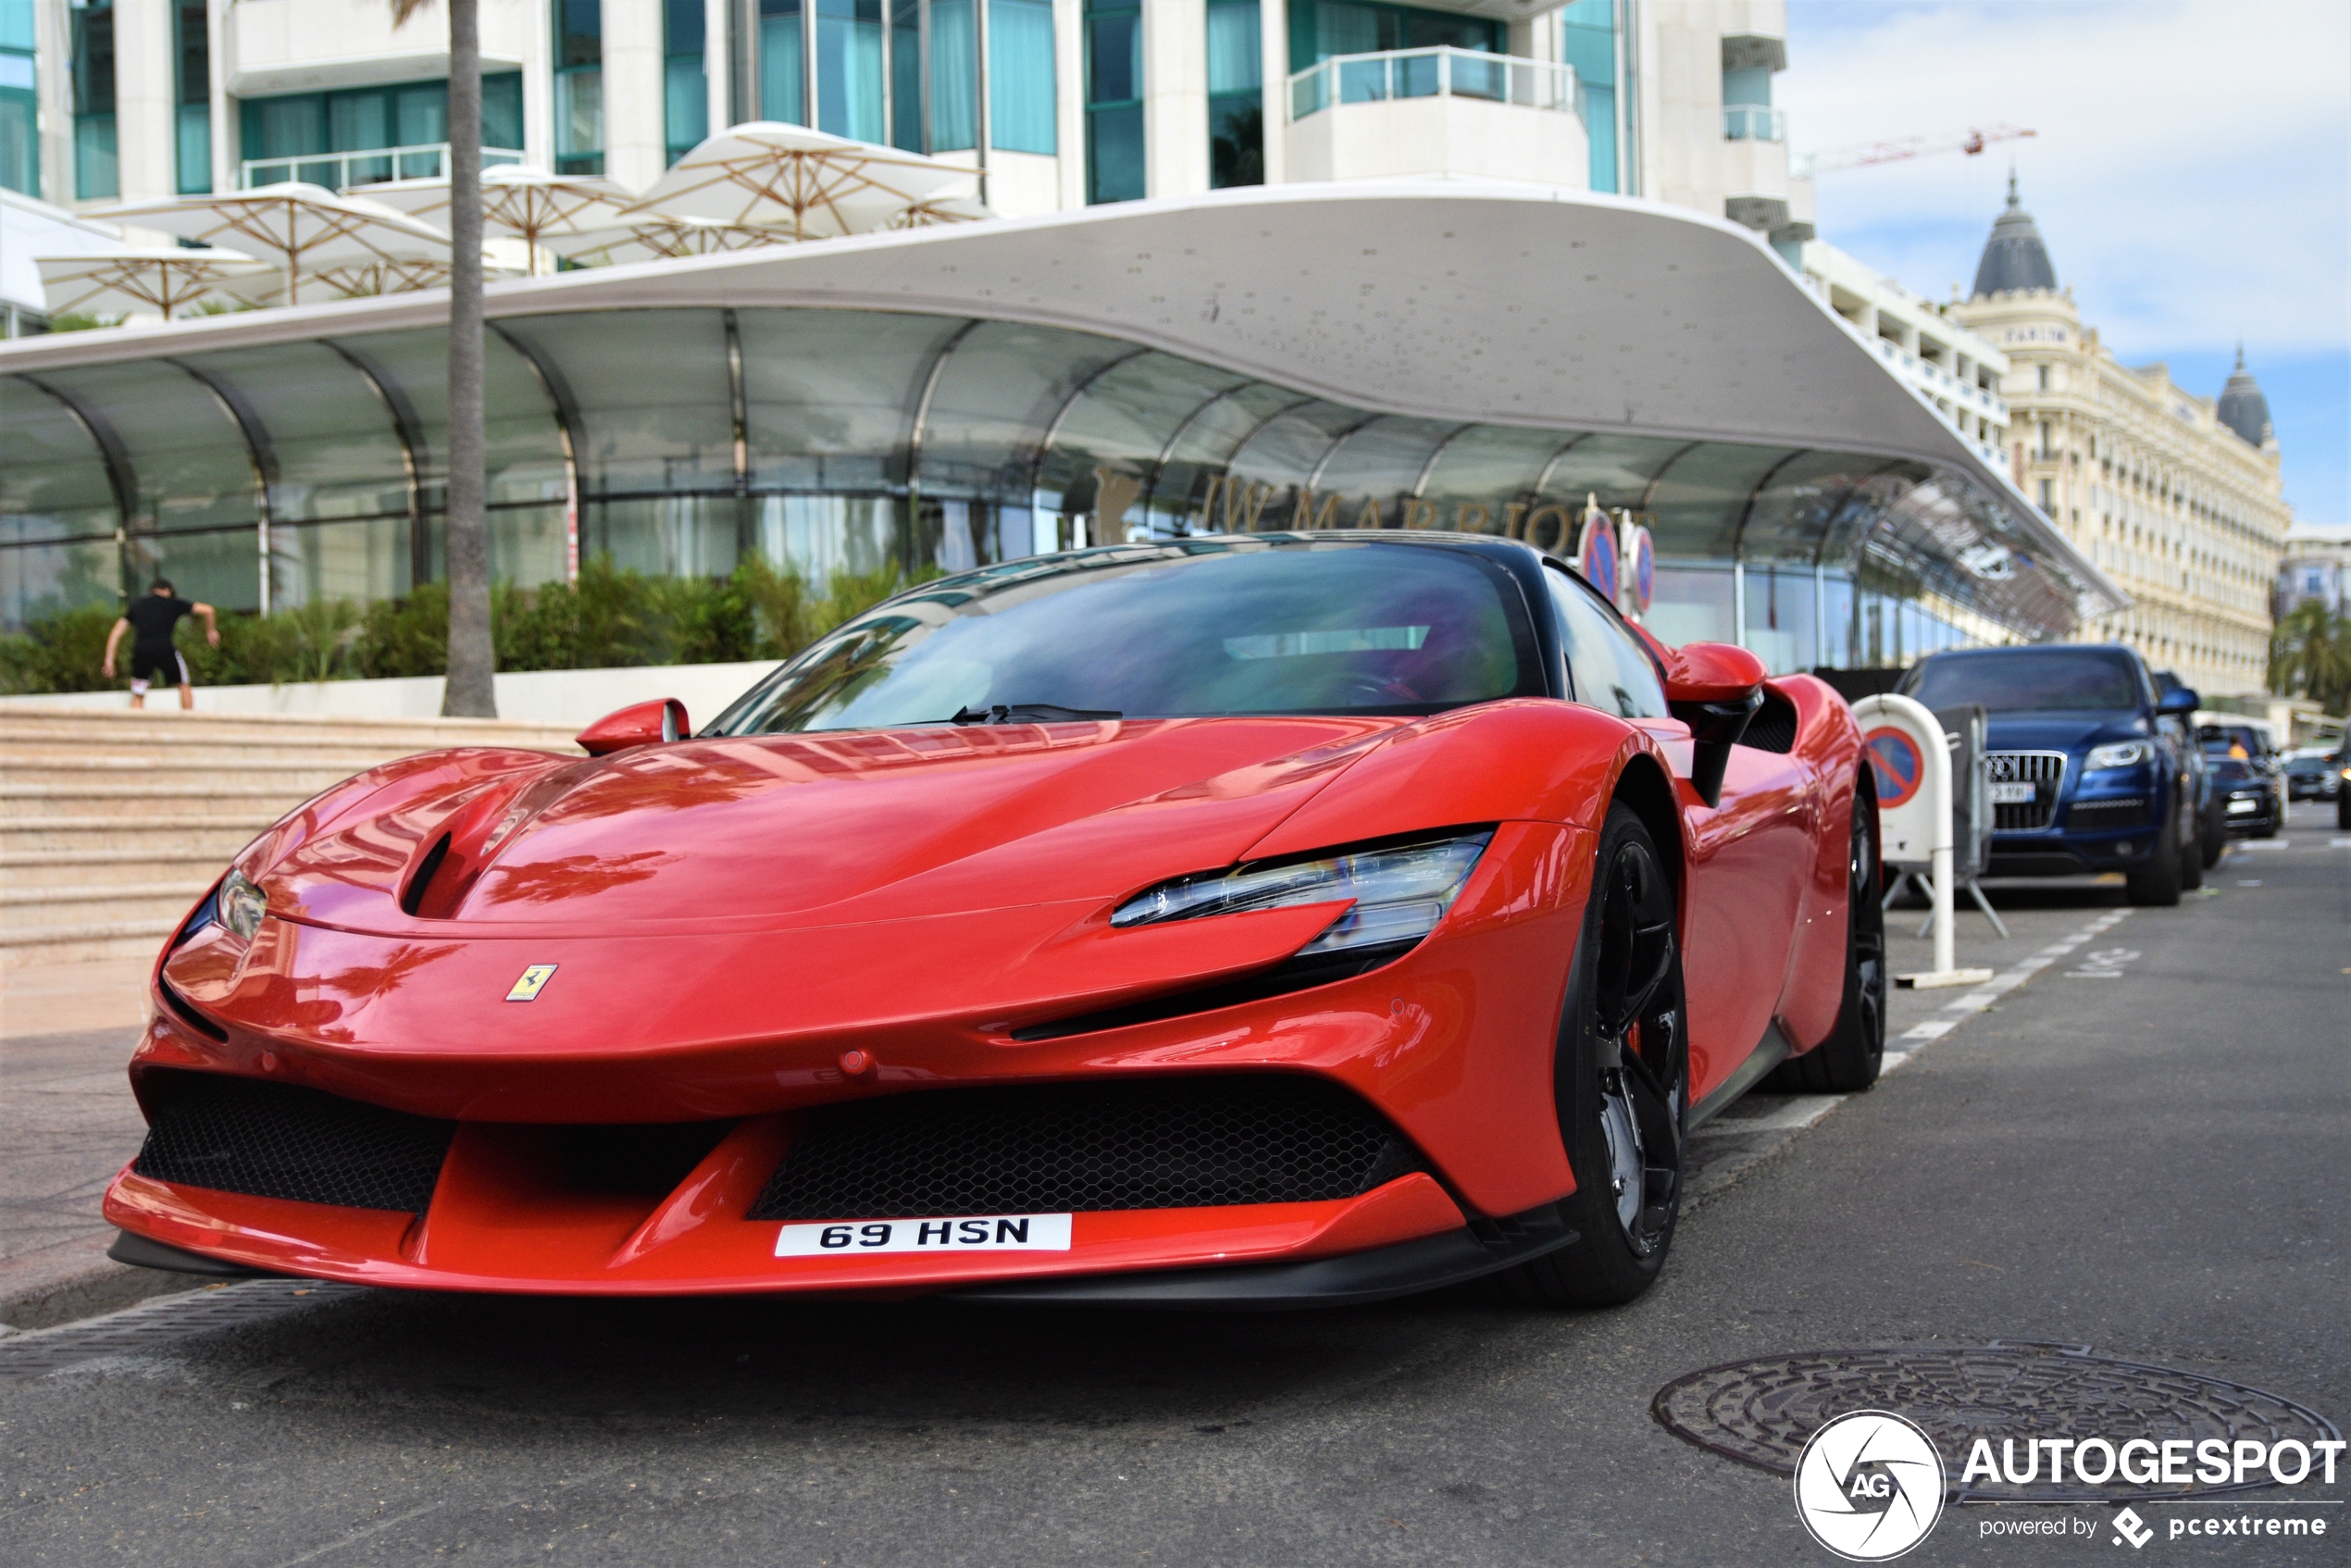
1950, 176, 2291, 697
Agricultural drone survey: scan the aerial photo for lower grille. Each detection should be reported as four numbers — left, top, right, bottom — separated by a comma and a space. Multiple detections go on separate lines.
2067, 797, 2149, 830
749, 1076, 1424, 1222
133, 1071, 455, 1213
1987, 750, 2067, 830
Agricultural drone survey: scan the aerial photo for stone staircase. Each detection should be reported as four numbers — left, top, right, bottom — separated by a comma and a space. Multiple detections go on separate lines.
0, 705, 581, 971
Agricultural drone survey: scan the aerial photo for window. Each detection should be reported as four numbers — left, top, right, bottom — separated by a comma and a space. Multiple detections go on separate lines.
174, 1, 209, 193
991, 0, 1057, 154
1085, 0, 1143, 203
816, 0, 884, 140
758, 0, 805, 125
1206, 0, 1260, 187
1, 0, 36, 197
554, 0, 603, 174
2037, 479, 2053, 512
889, 0, 919, 148
240, 76, 524, 186
2036, 363, 2050, 391
1287, 1, 1499, 70
71, 0, 118, 201
930, 0, 976, 150
665, 0, 707, 164
1547, 565, 1667, 719
1557, 0, 1615, 193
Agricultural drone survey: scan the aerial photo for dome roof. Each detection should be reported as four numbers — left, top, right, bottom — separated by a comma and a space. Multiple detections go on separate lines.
2216, 344, 2273, 447
1971, 171, 2058, 298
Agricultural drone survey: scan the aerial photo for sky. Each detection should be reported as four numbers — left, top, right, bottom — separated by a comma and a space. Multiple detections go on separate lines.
1778, 0, 2351, 535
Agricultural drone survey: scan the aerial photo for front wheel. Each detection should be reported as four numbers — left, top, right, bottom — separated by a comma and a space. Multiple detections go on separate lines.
2201, 802, 2227, 868
1490, 803, 1686, 1309
2338, 791, 2351, 830
2126, 809, 2183, 906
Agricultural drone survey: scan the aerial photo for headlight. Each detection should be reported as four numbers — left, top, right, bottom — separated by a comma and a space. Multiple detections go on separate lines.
1112, 830, 1493, 957
2085, 740, 2152, 771
218, 870, 267, 941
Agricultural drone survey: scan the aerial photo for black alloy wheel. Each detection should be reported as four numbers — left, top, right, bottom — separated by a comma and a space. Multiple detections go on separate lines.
2126, 803, 2183, 905
2179, 789, 2205, 890
1771, 777, 1886, 1093
1491, 803, 1686, 1308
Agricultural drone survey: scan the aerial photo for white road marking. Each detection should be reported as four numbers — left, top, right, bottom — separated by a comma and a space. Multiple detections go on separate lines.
2236, 879, 2261, 887
2234, 840, 2293, 852
1902, 1018, 1956, 1041
2331, 837, 2351, 849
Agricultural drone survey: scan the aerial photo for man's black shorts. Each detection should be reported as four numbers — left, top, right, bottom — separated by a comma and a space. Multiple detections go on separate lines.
130, 646, 190, 686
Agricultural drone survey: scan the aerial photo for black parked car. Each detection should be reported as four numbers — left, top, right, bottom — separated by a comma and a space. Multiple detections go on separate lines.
1900, 644, 2198, 906
2154, 670, 2225, 874
2198, 722, 2284, 839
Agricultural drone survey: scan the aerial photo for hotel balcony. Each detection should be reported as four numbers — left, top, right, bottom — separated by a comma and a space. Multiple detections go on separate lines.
1285, 47, 1588, 188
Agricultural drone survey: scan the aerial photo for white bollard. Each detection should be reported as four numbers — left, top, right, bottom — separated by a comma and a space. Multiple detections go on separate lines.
1853, 693, 1994, 989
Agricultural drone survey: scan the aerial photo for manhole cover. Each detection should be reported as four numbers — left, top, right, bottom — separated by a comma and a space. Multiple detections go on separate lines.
1654, 1342, 2342, 1503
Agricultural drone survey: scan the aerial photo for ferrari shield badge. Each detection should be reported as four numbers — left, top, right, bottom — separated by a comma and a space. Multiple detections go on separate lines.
505, 964, 558, 1002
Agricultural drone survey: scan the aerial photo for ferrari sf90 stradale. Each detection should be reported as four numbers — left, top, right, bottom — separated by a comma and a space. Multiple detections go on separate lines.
111, 532, 1879, 1307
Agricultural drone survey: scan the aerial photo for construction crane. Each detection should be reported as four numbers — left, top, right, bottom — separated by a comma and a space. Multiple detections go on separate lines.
1796, 124, 2036, 180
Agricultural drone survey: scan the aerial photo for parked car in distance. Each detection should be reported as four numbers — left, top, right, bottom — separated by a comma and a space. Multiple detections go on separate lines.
2284, 746, 2342, 801
1898, 644, 2197, 906
2153, 670, 2221, 876
2197, 720, 2284, 839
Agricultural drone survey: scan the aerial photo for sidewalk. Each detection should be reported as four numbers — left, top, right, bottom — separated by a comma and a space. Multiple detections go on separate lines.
0, 959, 197, 1330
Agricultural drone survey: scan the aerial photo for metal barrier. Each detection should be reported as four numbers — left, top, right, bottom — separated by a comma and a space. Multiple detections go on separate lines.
1287, 47, 1578, 122
241, 143, 526, 192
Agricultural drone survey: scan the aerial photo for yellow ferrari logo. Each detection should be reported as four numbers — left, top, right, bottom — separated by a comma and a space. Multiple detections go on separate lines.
505, 964, 558, 1002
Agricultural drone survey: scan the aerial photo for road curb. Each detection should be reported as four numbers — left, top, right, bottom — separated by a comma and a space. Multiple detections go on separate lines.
0, 1233, 202, 1334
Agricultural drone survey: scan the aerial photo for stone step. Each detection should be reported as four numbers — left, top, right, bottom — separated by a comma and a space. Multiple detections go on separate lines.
1, 765, 394, 797
0, 849, 230, 891
0, 703, 580, 746
0, 918, 178, 970
0, 815, 280, 852
0, 786, 325, 821
0, 882, 212, 930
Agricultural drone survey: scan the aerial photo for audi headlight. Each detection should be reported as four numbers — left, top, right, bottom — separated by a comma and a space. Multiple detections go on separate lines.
217, 869, 267, 942
2085, 740, 2152, 771
1112, 830, 1493, 957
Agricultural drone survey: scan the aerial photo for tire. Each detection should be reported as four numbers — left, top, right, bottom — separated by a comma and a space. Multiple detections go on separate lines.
2338, 792, 2350, 830
2179, 796, 2205, 890
2126, 809, 2183, 906
1489, 803, 1686, 1309
2250, 811, 2280, 840
2200, 803, 2227, 868
1769, 778, 1886, 1094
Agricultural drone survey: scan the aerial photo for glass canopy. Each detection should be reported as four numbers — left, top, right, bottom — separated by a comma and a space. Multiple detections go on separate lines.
0, 305, 2107, 667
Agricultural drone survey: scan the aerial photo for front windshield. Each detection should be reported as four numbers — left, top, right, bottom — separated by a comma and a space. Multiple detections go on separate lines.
2199, 726, 2261, 760
1902, 650, 2141, 713
706, 541, 1542, 735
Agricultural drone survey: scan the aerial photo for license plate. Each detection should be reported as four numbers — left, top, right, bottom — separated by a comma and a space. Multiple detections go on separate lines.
774, 1213, 1074, 1257
2227, 799, 2258, 813
1990, 781, 2037, 803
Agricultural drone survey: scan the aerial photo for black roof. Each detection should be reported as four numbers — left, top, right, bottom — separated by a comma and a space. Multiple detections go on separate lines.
2215, 344, 2274, 448
1971, 172, 2058, 298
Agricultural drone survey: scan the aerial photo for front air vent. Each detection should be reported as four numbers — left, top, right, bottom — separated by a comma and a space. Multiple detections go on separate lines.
1738, 691, 1799, 753
1985, 751, 2067, 830
401, 832, 452, 916
133, 1070, 454, 1213
749, 1075, 1424, 1222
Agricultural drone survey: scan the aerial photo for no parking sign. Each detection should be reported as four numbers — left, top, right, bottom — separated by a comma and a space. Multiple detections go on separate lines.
1576, 504, 1619, 603
1853, 695, 1947, 868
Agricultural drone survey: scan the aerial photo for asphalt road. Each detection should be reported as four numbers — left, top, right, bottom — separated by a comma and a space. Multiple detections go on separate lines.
4, 808, 2344, 1567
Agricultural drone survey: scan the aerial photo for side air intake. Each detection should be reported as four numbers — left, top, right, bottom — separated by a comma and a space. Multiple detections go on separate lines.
132, 1071, 455, 1213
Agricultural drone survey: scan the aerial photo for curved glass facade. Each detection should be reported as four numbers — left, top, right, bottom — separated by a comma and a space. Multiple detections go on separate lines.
0, 305, 2106, 667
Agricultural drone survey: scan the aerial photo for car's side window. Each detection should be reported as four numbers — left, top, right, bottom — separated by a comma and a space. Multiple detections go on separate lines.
1545, 566, 1669, 719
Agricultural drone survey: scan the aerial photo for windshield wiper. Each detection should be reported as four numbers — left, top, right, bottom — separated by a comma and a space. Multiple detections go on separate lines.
950, 703, 1124, 725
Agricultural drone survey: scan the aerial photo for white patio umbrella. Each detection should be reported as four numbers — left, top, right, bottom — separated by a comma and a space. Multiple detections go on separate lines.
35, 246, 274, 319
544, 216, 795, 268
362, 165, 638, 275
883, 193, 996, 230
629, 122, 977, 239
87, 183, 457, 306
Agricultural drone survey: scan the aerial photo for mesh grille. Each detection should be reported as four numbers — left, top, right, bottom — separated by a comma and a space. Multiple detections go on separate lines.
750, 1076, 1423, 1222
1987, 751, 2067, 830
132, 1071, 454, 1213
2067, 797, 2149, 829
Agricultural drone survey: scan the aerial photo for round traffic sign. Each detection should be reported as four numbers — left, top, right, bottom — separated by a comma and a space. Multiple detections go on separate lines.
1864, 727, 1925, 810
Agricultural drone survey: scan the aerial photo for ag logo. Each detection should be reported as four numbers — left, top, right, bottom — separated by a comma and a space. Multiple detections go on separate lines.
1793, 1410, 1946, 1561
505, 964, 558, 1002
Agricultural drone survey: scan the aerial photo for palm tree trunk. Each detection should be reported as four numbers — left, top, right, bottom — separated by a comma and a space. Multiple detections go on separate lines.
440, 0, 496, 717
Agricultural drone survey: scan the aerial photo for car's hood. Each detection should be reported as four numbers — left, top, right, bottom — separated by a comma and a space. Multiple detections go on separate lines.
1982, 713, 2146, 753
257, 716, 1407, 937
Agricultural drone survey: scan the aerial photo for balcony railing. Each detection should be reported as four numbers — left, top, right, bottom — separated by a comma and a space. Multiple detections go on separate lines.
241, 142, 526, 192
1723, 103, 1785, 142
1288, 46, 1578, 123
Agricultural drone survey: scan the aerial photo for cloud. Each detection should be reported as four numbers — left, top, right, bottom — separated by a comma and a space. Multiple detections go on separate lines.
1780, 0, 2350, 525
1781, 0, 2349, 355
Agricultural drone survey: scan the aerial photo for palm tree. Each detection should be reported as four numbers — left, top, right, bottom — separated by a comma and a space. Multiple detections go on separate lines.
2268, 599, 2351, 714
392, 0, 495, 717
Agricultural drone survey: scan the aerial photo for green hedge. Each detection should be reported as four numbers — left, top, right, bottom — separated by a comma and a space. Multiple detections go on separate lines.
0, 556, 937, 696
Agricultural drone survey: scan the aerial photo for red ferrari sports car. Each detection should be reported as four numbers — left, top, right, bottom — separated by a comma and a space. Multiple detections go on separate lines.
107, 531, 1880, 1308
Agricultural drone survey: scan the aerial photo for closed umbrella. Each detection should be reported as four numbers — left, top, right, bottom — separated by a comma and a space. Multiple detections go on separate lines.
87, 183, 456, 306
363, 164, 638, 274
35, 246, 273, 318
630, 122, 976, 239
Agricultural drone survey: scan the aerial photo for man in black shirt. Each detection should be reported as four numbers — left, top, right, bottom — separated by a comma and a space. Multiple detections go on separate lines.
101, 579, 220, 710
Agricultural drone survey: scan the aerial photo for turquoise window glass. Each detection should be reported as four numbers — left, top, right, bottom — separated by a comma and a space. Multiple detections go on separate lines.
929, 0, 976, 151
1085, 0, 1141, 202
1207, 0, 1260, 187
889, 0, 920, 148
816, 0, 883, 142
761, 0, 805, 124
71, 0, 117, 200
1558, 0, 1615, 192
665, 0, 707, 163
989, 0, 1055, 154
554, 0, 603, 174
174, 0, 209, 193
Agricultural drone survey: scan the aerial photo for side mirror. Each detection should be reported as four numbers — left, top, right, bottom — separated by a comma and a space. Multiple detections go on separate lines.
2157, 685, 2199, 716
577, 698, 689, 756
1662, 641, 1767, 807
